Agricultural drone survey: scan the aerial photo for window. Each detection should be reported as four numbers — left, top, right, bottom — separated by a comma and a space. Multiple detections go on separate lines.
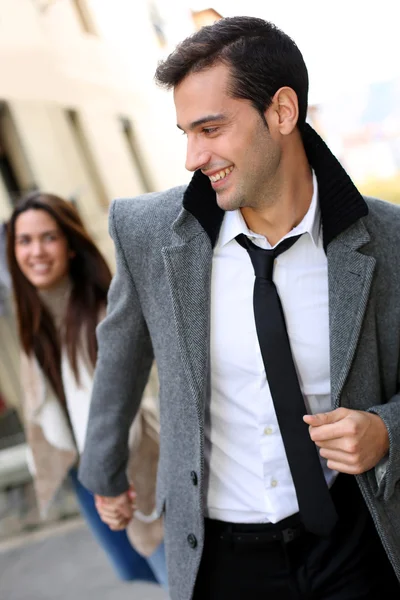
119, 117, 153, 193
0, 144, 22, 205
66, 110, 108, 207
0, 104, 35, 205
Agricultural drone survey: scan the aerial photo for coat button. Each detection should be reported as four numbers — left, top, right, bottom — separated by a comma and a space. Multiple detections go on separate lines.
190, 471, 198, 486
187, 533, 197, 549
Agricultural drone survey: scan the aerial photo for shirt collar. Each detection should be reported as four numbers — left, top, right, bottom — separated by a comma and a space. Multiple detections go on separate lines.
217, 170, 321, 249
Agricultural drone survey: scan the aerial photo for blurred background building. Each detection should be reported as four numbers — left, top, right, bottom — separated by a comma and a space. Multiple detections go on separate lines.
0, 0, 205, 261
308, 80, 400, 204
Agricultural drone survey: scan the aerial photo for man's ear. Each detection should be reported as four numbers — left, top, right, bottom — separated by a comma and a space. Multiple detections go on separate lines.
265, 86, 299, 135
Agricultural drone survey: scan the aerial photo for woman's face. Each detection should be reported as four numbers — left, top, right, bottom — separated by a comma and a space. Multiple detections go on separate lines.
14, 209, 72, 290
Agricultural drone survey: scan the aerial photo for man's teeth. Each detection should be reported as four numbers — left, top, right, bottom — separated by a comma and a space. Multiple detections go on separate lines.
210, 166, 233, 183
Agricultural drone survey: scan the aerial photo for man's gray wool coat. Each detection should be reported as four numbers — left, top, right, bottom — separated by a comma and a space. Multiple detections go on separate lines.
79, 125, 400, 599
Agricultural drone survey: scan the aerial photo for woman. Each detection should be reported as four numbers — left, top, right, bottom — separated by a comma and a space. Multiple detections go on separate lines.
6, 191, 166, 586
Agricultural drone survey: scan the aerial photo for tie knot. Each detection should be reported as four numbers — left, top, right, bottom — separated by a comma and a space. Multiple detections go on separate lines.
250, 247, 275, 280
236, 233, 301, 280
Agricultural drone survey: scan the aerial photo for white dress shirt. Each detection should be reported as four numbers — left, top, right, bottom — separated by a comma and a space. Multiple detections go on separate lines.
206, 173, 337, 524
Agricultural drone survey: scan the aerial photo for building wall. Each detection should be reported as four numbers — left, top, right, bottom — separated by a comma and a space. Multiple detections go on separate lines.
0, 0, 192, 241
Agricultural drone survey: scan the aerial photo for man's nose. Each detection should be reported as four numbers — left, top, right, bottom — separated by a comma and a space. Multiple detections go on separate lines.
185, 138, 211, 172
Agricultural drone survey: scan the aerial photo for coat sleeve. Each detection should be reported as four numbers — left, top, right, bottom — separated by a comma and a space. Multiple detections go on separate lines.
368, 394, 400, 502
78, 200, 154, 496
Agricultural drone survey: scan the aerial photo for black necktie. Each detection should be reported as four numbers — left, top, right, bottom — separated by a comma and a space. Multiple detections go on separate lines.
236, 233, 338, 536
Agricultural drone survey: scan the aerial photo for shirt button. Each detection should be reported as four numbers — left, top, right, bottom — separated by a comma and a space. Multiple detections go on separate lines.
187, 533, 197, 549
190, 471, 198, 486
264, 427, 273, 435
271, 479, 278, 488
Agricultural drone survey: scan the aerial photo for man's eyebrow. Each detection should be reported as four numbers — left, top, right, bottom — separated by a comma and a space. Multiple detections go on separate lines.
176, 113, 226, 132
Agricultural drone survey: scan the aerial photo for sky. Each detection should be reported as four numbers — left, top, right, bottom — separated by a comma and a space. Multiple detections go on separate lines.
186, 0, 400, 105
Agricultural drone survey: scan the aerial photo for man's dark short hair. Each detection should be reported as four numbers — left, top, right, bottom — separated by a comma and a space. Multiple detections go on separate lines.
154, 16, 309, 131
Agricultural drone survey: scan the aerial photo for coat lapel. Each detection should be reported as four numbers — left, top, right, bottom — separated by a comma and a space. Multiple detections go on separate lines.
162, 208, 213, 409
328, 219, 376, 407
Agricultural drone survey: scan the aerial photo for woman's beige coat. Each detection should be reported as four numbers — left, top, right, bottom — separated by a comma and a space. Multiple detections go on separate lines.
21, 348, 163, 557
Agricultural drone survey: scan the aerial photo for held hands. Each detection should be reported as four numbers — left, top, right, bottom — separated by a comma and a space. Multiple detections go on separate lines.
303, 408, 389, 475
94, 486, 137, 531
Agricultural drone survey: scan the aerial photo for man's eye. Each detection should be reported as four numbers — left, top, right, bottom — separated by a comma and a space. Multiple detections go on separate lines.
203, 127, 218, 135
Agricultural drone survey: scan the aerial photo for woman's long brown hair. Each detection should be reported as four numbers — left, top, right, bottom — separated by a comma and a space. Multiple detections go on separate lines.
7, 192, 112, 405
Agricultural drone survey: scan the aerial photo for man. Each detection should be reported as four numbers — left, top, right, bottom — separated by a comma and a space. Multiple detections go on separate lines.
79, 16, 400, 599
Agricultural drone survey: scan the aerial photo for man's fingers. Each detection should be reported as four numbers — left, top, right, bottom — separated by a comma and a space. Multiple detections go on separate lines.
318, 447, 359, 466
94, 489, 137, 526
314, 436, 360, 454
93, 489, 138, 530
95, 504, 133, 529
322, 460, 360, 475
304, 408, 356, 443
308, 422, 345, 443
94, 495, 103, 506
97, 503, 132, 521
106, 503, 134, 521
303, 407, 349, 427
97, 506, 130, 521
117, 504, 134, 520
101, 515, 131, 530
97, 492, 135, 520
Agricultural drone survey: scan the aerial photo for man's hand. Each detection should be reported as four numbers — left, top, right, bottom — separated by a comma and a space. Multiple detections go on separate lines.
303, 408, 389, 475
94, 487, 136, 531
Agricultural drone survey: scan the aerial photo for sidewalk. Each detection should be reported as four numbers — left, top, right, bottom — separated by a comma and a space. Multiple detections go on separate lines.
0, 518, 168, 600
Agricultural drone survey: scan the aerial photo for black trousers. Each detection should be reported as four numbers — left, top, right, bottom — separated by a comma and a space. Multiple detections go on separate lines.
193, 475, 399, 599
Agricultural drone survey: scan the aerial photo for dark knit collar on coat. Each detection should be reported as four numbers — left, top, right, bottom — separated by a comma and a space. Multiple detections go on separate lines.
182, 123, 368, 251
